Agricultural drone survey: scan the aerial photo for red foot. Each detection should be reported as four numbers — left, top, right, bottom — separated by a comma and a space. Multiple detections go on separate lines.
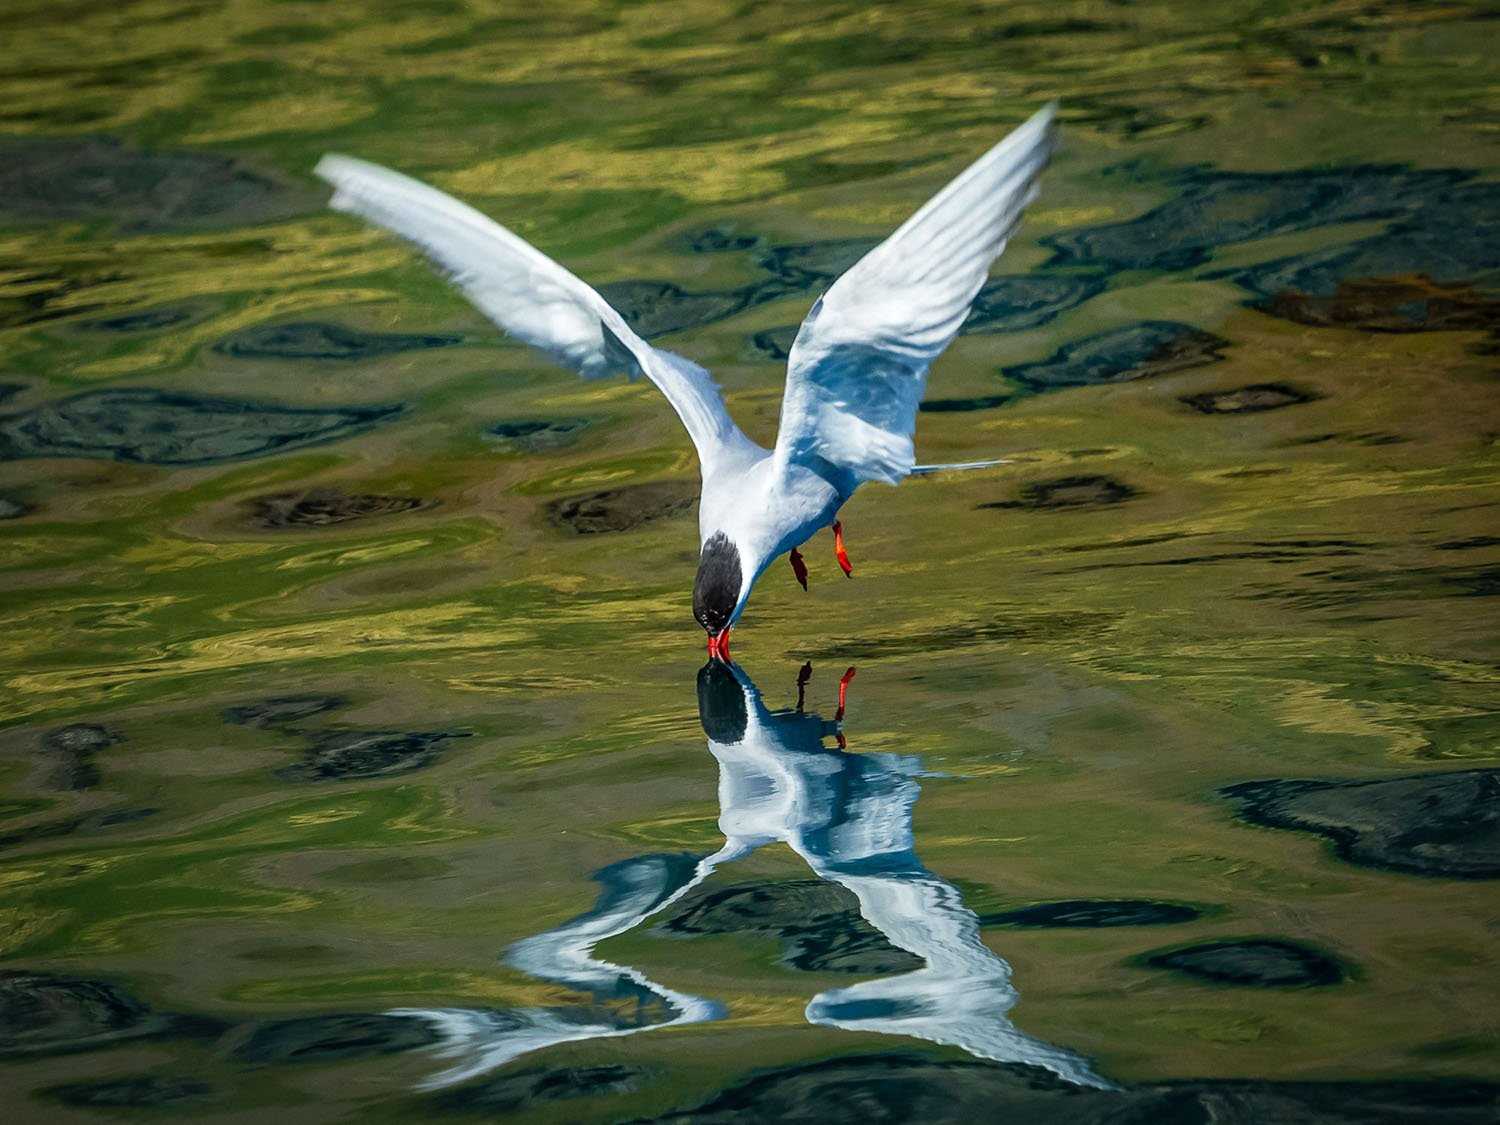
789, 547, 808, 590
832, 521, 853, 578
706, 629, 732, 662
835, 666, 856, 721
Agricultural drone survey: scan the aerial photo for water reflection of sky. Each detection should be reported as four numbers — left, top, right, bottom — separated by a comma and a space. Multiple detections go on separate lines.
396, 662, 1109, 1090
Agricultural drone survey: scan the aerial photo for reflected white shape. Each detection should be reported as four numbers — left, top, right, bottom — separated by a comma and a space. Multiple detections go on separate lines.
396, 661, 1110, 1090
701, 662, 1111, 1089
392, 852, 730, 1088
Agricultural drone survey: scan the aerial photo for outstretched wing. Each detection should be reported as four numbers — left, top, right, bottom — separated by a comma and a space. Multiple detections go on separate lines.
314, 155, 758, 475
772, 104, 1056, 492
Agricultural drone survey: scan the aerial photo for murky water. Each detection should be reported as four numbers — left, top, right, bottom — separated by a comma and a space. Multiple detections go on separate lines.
2, 1, 1499, 1120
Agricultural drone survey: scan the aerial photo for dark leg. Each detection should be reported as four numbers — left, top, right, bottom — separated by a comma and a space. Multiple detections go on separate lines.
795, 662, 812, 712
789, 547, 809, 590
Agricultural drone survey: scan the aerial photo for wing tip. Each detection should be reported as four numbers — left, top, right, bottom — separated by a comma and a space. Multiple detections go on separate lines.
313, 152, 360, 189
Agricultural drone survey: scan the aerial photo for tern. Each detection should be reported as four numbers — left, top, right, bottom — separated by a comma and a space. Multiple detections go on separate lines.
315, 104, 1057, 659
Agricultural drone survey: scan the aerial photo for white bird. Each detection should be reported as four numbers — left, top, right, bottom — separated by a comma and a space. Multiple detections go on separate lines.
314, 104, 1057, 659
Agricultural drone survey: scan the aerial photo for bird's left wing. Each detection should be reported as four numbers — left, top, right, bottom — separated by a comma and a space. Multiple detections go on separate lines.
314, 154, 758, 475
772, 104, 1056, 492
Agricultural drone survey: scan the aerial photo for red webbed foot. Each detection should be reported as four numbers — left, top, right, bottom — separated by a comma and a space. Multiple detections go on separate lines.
832, 520, 853, 578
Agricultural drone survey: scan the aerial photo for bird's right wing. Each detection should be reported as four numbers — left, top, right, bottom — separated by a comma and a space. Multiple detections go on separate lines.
315, 155, 758, 475
772, 105, 1056, 493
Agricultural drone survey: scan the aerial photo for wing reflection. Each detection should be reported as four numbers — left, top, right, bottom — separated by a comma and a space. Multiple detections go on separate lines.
391, 852, 727, 1088
397, 661, 1107, 1090
699, 661, 1109, 1089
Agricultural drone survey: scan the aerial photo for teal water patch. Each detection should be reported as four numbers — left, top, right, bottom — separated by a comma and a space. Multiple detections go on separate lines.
0, 389, 404, 465
978, 900, 1203, 928
215, 321, 464, 360
1141, 939, 1348, 988
0, 136, 314, 232
1222, 771, 1500, 878
1043, 165, 1471, 273
1006, 321, 1228, 392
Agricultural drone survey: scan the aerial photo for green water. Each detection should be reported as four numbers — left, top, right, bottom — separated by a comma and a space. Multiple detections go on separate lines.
2, 1, 1499, 1120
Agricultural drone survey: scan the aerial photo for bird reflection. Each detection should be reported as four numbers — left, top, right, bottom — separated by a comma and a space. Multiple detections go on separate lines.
395, 662, 1107, 1090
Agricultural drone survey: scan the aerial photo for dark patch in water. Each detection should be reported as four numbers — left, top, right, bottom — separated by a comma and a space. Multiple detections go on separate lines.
222, 695, 464, 781
1227, 181, 1500, 304
41, 1074, 214, 1108
0, 383, 25, 405
0, 135, 313, 232
1436, 537, 1500, 551
0, 807, 159, 851
1006, 321, 1228, 392
0, 970, 218, 1058
275, 729, 468, 783
1057, 532, 1200, 554
632, 1052, 1500, 1123
597, 279, 791, 339
1043, 165, 1471, 273
40, 722, 121, 791
0, 389, 404, 466
1222, 770, 1500, 878
76, 303, 205, 333
486, 417, 591, 452
965, 273, 1108, 333
0, 496, 30, 519
246, 488, 434, 529
549, 480, 697, 534
757, 239, 877, 287
659, 880, 922, 974
222, 695, 348, 730
684, 226, 762, 253
432, 1064, 651, 1114
1180, 383, 1317, 414
216, 321, 463, 361
1142, 939, 1347, 987
1253, 275, 1500, 334
799, 612, 1111, 661
978, 475, 1137, 511
0, 266, 118, 329
1284, 430, 1407, 447
980, 900, 1203, 928
231, 1013, 440, 1065
918, 394, 1012, 413
750, 325, 799, 362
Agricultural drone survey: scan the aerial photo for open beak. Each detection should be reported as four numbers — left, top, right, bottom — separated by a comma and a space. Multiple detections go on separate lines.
706, 628, 732, 662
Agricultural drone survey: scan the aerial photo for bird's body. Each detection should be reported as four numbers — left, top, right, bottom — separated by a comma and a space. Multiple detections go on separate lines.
314, 104, 1058, 651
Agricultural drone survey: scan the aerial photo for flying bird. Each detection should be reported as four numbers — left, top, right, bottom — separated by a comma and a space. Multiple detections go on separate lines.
315, 104, 1057, 659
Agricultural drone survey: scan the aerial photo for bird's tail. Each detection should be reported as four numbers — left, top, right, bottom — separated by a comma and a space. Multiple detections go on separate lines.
908, 459, 1009, 476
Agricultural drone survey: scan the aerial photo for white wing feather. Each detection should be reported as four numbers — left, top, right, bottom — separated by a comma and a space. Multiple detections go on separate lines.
773, 104, 1057, 491
314, 154, 756, 474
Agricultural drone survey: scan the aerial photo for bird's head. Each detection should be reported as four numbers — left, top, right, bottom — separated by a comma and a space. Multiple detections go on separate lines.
694, 531, 747, 660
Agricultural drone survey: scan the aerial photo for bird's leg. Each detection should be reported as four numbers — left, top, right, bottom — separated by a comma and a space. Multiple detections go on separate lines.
789, 547, 809, 591
795, 661, 812, 712
834, 666, 856, 721
832, 520, 853, 578
833, 666, 856, 748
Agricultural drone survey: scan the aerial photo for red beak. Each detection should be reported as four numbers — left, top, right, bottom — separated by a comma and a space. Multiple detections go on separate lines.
706, 628, 732, 662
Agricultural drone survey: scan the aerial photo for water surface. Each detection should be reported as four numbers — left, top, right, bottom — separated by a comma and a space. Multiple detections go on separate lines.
1, 1, 1499, 1120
